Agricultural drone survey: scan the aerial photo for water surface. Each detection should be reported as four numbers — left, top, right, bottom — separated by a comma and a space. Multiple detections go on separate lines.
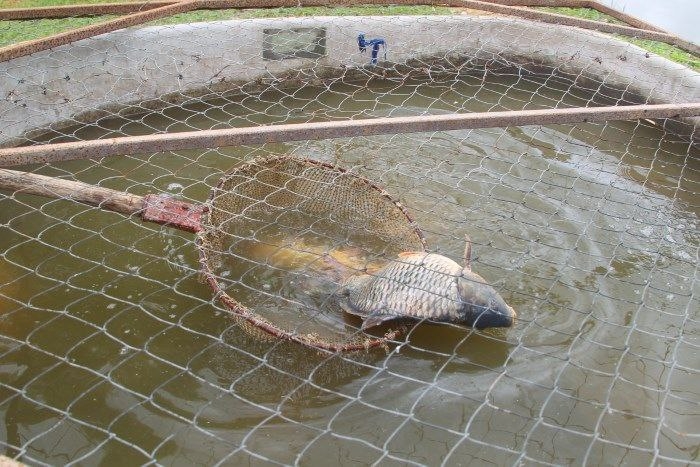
0, 69, 697, 465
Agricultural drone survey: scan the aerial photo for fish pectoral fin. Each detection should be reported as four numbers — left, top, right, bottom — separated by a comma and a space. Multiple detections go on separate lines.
337, 298, 363, 317
361, 313, 397, 331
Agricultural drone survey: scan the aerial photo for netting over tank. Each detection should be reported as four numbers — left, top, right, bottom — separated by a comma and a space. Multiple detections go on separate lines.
0, 5, 699, 466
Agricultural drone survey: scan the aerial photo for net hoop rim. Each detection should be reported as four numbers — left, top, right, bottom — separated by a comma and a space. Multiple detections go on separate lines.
196, 154, 427, 352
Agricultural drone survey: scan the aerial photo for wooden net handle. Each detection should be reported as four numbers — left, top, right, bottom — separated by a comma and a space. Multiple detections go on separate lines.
0, 168, 144, 214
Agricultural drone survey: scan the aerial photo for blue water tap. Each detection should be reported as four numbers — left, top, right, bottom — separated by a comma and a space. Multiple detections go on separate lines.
357, 33, 387, 65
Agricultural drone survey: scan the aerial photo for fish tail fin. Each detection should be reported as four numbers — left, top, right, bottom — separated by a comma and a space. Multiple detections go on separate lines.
318, 254, 352, 282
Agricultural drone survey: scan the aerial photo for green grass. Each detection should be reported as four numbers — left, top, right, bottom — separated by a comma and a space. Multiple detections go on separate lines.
0, 16, 115, 46
537, 6, 698, 71
622, 36, 700, 71
151, 5, 453, 25
536, 6, 625, 25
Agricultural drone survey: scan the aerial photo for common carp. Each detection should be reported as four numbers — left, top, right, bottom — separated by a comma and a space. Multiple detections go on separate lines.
337, 236, 516, 330
242, 237, 382, 281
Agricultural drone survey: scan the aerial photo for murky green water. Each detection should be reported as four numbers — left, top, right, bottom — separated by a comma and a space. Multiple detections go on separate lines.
0, 70, 698, 465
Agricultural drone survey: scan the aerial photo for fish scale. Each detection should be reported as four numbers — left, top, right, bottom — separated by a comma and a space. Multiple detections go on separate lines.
341, 252, 463, 322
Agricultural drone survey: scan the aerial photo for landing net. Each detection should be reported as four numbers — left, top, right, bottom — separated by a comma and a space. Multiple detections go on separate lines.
198, 154, 425, 351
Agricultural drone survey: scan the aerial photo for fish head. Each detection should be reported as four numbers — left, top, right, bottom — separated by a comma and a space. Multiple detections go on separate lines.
457, 270, 516, 329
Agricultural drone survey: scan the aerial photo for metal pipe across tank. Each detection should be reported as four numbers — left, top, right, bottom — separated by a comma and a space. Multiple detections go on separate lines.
1, 103, 698, 167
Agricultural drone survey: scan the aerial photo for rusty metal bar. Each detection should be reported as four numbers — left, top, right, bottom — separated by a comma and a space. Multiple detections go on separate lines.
474, 0, 667, 33
1, 103, 698, 167
450, 0, 699, 56
0, 2, 177, 20
0, 0, 201, 63
584, 0, 666, 33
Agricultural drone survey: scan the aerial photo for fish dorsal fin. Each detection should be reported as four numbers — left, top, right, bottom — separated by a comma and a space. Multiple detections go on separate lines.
463, 235, 472, 271
398, 251, 424, 260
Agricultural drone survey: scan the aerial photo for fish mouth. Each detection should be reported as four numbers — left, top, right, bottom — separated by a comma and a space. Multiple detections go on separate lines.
470, 305, 516, 329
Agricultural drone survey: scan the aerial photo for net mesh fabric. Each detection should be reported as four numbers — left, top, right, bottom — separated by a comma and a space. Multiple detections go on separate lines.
0, 6, 698, 466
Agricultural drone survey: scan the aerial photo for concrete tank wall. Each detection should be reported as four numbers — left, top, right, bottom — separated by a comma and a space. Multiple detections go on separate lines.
1, 14, 698, 145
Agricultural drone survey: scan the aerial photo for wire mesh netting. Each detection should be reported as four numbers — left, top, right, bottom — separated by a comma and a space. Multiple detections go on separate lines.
0, 4, 699, 466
